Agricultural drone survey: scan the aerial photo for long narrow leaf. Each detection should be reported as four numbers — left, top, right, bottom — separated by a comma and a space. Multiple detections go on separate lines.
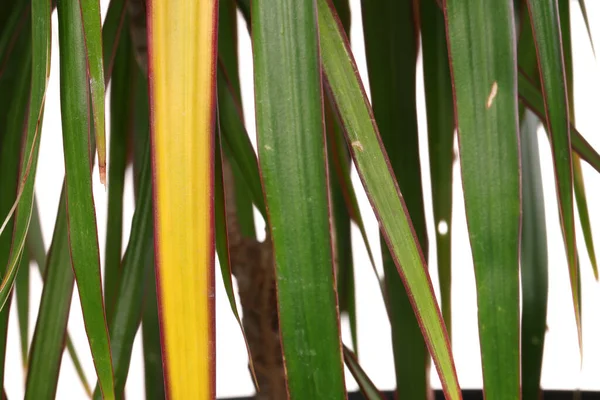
317, 1, 460, 398
148, 0, 218, 396
16, 250, 29, 369
101, 0, 126, 84
525, 0, 580, 348
93, 140, 153, 399
361, 1, 429, 397
558, 0, 598, 279
517, 72, 600, 174
214, 129, 257, 386
252, 0, 346, 397
0, 25, 31, 386
520, 111, 548, 400
218, 0, 255, 238
443, 1, 521, 398
79, 0, 107, 183
577, 0, 595, 57
57, 0, 115, 396
421, 0, 455, 339
104, 22, 134, 324
25, 188, 76, 400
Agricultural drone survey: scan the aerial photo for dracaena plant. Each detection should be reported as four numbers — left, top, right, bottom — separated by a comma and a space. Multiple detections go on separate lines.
0, 0, 598, 398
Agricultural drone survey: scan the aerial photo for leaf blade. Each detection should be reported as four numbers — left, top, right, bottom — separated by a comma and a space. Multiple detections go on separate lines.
317, 1, 460, 398
57, 0, 115, 396
443, 0, 521, 398
252, 0, 346, 397
148, 0, 218, 396
526, 0, 580, 348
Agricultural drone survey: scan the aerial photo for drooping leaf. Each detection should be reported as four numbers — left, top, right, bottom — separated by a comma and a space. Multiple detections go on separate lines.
57, 0, 115, 396
444, 1, 521, 398
148, 0, 218, 396
421, 0, 455, 339
79, 0, 107, 183
317, 1, 460, 398
361, 0, 429, 397
252, 0, 346, 397
520, 110, 548, 400
526, 0, 580, 349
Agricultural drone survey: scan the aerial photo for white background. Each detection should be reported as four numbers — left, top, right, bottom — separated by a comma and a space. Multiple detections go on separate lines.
3, 0, 600, 398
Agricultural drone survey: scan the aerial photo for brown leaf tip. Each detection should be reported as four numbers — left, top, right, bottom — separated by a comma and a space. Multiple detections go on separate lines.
99, 165, 106, 187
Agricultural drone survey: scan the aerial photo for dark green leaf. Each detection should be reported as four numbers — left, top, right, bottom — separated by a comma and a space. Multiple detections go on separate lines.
526, 0, 580, 348
57, 0, 115, 395
25, 188, 76, 400
343, 346, 384, 400
252, 0, 346, 396
104, 20, 134, 324
520, 111, 548, 400
444, 1, 521, 398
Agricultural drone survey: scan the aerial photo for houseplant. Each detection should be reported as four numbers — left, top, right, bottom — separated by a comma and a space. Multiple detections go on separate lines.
0, 0, 599, 398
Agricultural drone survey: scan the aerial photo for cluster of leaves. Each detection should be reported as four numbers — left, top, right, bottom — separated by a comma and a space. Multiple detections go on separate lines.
0, 0, 598, 399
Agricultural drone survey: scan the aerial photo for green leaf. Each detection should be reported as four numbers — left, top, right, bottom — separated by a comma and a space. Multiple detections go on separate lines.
25, 188, 77, 400
214, 127, 258, 386
79, 0, 107, 183
57, 0, 115, 396
520, 111, 548, 400
0, 15, 31, 386
219, 0, 255, 238
517, 72, 600, 173
102, 0, 127, 84
361, 1, 429, 397
104, 20, 134, 324
444, 1, 521, 398
342, 346, 384, 400
577, 0, 595, 57
327, 0, 357, 353
317, 1, 460, 398
526, 0, 580, 348
421, 0, 455, 340
0, 1, 28, 80
252, 0, 346, 397
93, 135, 153, 399
558, 0, 598, 280
217, 69, 266, 219
27, 195, 93, 397
16, 249, 29, 369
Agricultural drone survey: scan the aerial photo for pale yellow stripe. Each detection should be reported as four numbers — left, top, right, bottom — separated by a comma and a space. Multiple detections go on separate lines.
149, 0, 216, 398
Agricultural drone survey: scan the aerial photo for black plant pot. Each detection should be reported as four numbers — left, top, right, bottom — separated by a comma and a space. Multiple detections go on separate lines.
223, 389, 600, 399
